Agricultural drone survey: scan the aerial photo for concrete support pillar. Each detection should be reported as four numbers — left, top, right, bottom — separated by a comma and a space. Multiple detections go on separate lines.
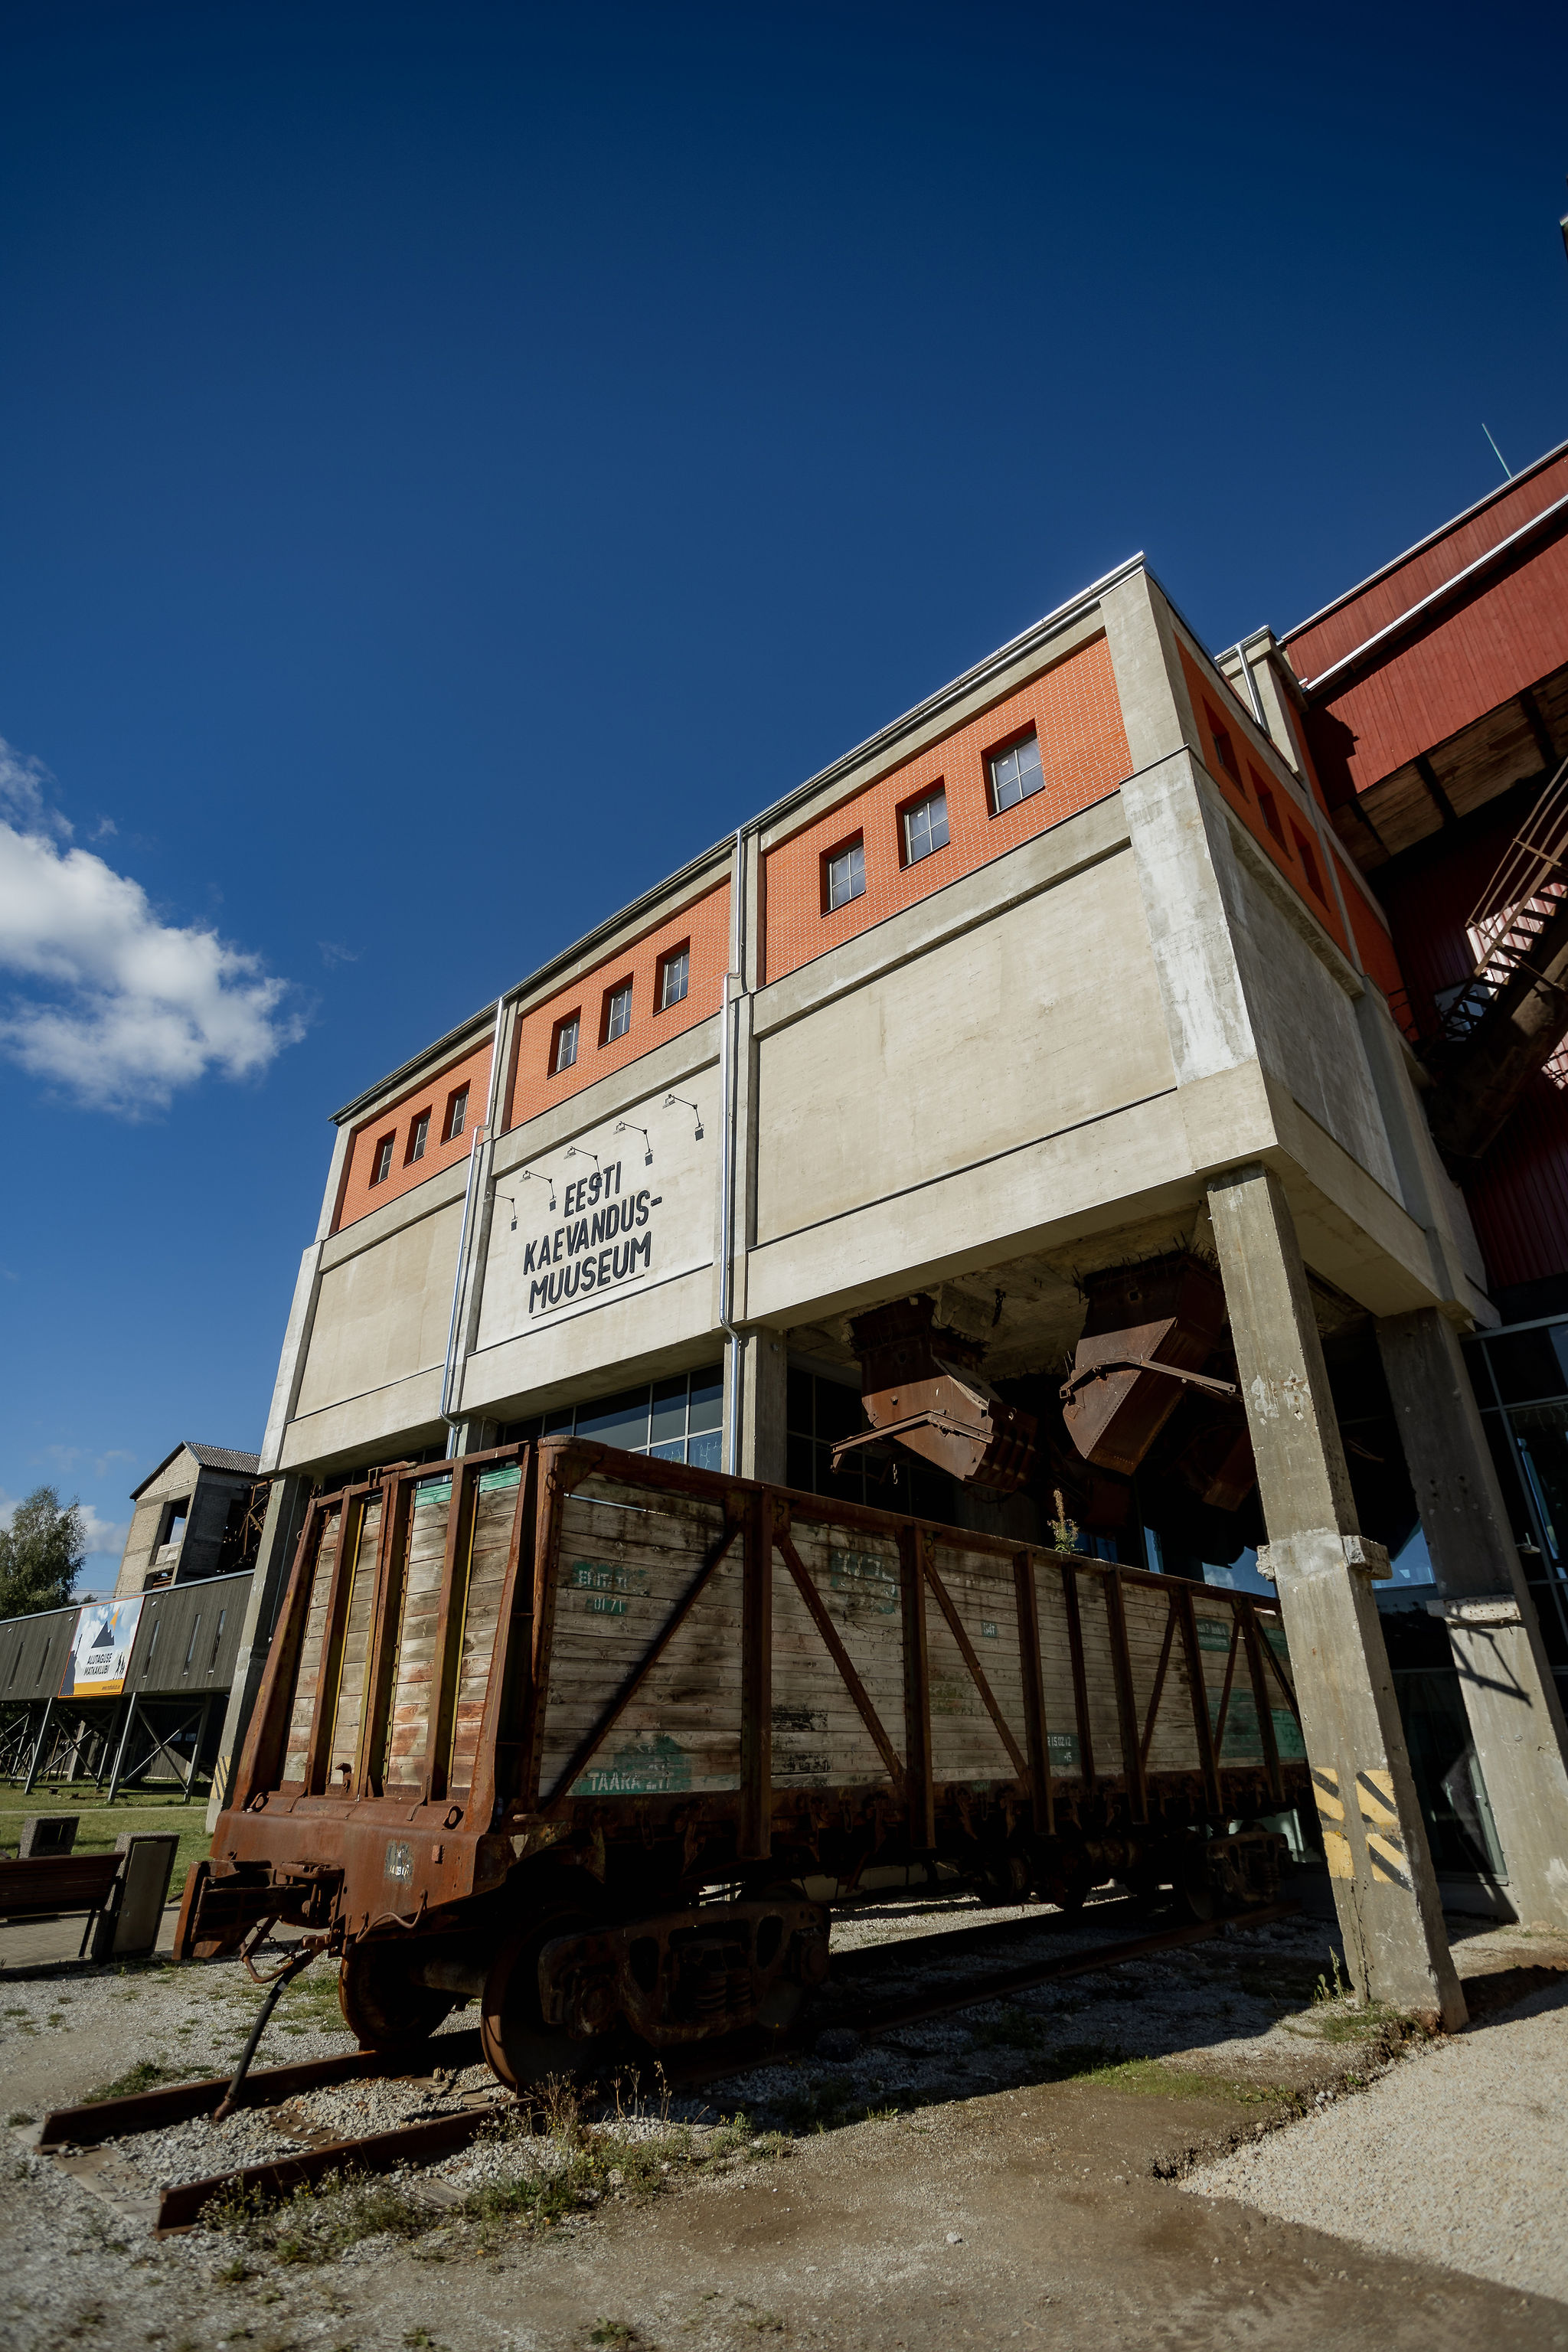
205, 1474, 313, 1831
737, 1330, 789, 1485
1377, 1306, 1568, 1926
1208, 1164, 1465, 2027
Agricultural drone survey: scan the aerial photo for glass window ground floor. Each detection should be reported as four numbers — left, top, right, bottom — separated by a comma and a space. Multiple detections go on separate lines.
1463, 1318, 1568, 1717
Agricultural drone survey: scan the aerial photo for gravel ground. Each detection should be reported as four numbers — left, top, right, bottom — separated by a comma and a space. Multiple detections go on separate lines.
3, 1889, 1563, 2352
1184, 1971, 1568, 2303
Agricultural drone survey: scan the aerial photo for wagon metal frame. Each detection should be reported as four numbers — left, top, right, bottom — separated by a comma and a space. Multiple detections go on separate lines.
178, 1435, 1307, 1975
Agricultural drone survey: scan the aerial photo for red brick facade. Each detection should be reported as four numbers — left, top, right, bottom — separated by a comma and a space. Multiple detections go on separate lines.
504, 880, 730, 1132
334, 1034, 495, 1234
759, 635, 1132, 985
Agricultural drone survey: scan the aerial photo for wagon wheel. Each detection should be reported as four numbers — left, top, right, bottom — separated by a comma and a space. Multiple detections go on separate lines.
339, 1942, 456, 2052
1119, 1868, 1169, 1918
480, 1894, 604, 2094
752, 1880, 829, 2035
1036, 1846, 1091, 1917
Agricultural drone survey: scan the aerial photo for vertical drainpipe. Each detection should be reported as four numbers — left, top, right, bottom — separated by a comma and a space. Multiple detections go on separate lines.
439, 996, 506, 1447
719, 827, 746, 1475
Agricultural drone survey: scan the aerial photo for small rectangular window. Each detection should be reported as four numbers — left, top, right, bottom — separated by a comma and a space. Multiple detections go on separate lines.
901, 784, 949, 867
1292, 825, 1328, 901
443, 1084, 469, 1142
184, 1615, 201, 1671
1204, 704, 1241, 782
1254, 779, 1286, 846
988, 731, 1044, 814
823, 836, 866, 912
603, 980, 633, 1043
371, 1133, 395, 1185
405, 1109, 431, 1165
552, 1013, 580, 1074
658, 945, 690, 1010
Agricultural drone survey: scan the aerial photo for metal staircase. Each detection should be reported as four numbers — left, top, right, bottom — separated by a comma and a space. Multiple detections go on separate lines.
1428, 755, 1568, 1159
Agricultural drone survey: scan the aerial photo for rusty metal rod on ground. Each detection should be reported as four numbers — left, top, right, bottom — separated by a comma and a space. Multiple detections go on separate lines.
214, 1945, 317, 2121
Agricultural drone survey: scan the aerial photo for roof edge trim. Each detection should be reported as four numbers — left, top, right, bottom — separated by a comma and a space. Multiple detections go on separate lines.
332, 552, 1146, 1125
1282, 436, 1568, 649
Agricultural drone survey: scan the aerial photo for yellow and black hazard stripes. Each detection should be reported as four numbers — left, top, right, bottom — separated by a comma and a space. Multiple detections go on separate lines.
1313, 1762, 1415, 1889
1312, 1766, 1354, 1879
1356, 1766, 1413, 1890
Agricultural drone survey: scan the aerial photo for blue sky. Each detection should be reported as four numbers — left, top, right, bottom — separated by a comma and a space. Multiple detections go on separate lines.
2, 0, 1566, 1579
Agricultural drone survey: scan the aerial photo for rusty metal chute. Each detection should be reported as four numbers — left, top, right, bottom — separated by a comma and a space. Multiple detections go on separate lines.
835, 1295, 1037, 1493
1060, 1253, 1240, 1483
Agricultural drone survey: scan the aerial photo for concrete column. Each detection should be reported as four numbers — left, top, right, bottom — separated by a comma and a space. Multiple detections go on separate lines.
205, 1475, 313, 1831
1208, 1163, 1465, 2027
1377, 1306, 1568, 1926
737, 1331, 789, 1484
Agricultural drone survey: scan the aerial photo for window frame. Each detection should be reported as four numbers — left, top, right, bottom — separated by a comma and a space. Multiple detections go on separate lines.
899, 781, 950, 869
600, 975, 635, 1046
1253, 778, 1287, 848
404, 1108, 432, 1165
821, 831, 867, 914
1291, 822, 1328, 903
443, 1083, 469, 1143
657, 941, 691, 1013
370, 1132, 396, 1185
550, 1011, 581, 1076
1204, 702, 1242, 783
985, 724, 1044, 817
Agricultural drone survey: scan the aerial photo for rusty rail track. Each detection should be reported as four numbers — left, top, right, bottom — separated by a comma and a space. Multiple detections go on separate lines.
36, 1898, 1300, 2234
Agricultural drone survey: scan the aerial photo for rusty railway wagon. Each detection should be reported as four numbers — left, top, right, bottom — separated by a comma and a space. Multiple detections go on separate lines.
177, 1439, 1308, 2089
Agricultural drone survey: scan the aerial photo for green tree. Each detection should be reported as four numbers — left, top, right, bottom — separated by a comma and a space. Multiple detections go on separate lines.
0, 1486, 86, 1620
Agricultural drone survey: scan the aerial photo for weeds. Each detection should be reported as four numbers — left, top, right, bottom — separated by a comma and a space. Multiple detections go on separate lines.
201, 2081, 792, 2262
7, 2110, 34, 2126
1314, 1951, 1351, 2007
589, 2326, 637, 2348
967, 2005, 1046, 2053
87, 2060, 185, 2104
201, 2172, 437, 2263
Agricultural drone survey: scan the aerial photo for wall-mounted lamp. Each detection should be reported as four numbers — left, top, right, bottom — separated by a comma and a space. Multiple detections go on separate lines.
664, 1093, 704, 1141
615, 1119, 653, 1166
495, 1191, 520, 1232
514, 1166, 558, 1217
566, 1145, 599, 1174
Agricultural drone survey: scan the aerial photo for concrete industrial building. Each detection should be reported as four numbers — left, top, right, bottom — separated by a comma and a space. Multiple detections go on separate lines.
112, 1442, 264, 1599
211, 460, 1568, 2022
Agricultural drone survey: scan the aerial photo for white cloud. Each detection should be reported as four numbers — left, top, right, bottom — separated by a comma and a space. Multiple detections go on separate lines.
0, 736, 305, 1113
79, 1504, 130, 1559
0, 1488, 129, 1565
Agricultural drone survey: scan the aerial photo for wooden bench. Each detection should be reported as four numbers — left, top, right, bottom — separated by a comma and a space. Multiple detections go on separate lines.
0, 1852, 124, 1957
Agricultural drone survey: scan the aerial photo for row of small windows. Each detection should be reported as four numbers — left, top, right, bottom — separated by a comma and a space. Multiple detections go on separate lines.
550, 942, 690, 1079
1203, 701, 1331, 910
819, 729, 1045, 914
368, 1081, 470, 1188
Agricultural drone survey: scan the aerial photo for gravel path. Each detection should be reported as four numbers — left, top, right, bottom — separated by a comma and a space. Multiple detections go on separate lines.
1184, 1973, 1568, 2302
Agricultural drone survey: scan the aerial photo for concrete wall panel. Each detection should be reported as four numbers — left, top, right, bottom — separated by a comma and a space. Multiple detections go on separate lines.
753, 846, 1174, 1248
294, 1200, 466, 1420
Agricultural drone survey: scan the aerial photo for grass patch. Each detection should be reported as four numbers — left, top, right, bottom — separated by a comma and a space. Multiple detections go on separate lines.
201, 2172, 438, 2264
968, 2004, 1047, 2053
203, 2090, 791, 2260
87, 2060, 187, 2104
0, 1786, 214, 1901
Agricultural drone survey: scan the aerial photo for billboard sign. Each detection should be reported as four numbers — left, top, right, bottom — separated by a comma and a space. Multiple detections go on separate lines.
60, 1597, 143, 1698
